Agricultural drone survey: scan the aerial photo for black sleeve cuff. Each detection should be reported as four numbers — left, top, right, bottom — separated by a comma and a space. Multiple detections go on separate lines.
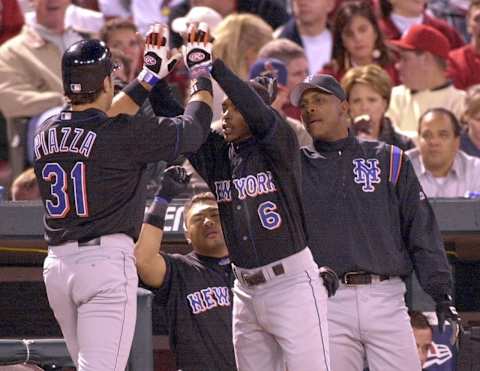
123, 80, 150, 107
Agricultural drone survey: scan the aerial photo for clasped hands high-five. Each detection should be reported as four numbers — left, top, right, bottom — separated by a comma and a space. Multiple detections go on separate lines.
137, 22, 214, 87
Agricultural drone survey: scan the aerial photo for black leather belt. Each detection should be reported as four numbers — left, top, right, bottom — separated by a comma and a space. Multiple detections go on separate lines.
78, 237, 101, 247
342, 272, 390, 285
236, 263, 285, 287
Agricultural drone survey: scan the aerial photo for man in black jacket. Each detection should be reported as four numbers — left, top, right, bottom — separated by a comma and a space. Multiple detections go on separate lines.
290, 74, 459, 371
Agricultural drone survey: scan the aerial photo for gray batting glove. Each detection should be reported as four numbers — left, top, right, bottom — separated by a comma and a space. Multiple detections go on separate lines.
182, 22, 214, 79
138, 23, 181, 86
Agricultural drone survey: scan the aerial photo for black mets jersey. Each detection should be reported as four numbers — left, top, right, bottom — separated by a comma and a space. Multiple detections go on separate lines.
33, 99, 212, 246
301, 133, 452, 302
188, 59, 308, 269
150, 252, 236, 371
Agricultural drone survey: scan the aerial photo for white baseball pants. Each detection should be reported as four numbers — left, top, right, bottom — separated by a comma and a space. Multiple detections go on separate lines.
328, 277, 422, 371
43, 234, 138, 371
232, 247, 330, 371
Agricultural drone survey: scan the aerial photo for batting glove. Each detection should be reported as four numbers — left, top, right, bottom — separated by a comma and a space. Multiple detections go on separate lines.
436, 295, 460, 333
319, 266, 339, 298
155, 166, 191, 203
144, 166, 191, 229
138, 23, 180, 87
182, 22, 214, 79
252, 75, 279, 104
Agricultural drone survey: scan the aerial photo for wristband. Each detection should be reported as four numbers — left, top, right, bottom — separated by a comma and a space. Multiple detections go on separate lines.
123, 79, 150, 107
190, 65, 211, 79
144, 197, 169, 229
154, 195, 170, 204
137, 68, 160, 87
190, 76, 213, 97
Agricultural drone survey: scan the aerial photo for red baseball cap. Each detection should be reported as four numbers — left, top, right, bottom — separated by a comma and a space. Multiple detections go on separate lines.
389, 24, 450, 60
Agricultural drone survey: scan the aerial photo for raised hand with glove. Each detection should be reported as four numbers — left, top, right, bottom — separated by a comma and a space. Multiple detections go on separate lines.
319, 266, 339, 297
181, 22, 214, 99
144, 166, 191, 229
252, 74, 279, 106
138, 23, 181, 87
182, 22, 214, 79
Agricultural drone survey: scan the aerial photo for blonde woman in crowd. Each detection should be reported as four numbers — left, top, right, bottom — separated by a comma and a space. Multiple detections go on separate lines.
341, 64, 414, 150
213, 13, 273, 79
209, 13, 273, 120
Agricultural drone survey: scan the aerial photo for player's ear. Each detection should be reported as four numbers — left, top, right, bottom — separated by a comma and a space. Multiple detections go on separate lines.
340, 100, 350, 118
183, 222, 192, 245
102, 76, 110, 93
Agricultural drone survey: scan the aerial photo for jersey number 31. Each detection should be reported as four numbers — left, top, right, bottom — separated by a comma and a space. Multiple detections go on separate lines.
42, 162, 88, 218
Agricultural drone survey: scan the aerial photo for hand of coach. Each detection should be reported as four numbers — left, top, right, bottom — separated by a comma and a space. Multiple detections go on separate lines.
319, 266, 339, 297
436, 294, 460, 335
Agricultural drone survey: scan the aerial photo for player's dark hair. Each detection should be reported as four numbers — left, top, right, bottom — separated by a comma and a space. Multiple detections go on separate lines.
418, 108, 462, 137
409, 311, 432, 331
66, 87, 105, 105
184, 192, 217, 221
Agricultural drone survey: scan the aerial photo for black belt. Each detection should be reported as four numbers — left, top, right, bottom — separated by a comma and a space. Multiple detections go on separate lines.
78, 237, 101, 247
342, 272, 390, 285
235, 263, 285, 287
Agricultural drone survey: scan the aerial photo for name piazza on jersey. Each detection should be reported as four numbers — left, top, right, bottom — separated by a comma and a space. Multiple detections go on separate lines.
214, 171, 277, 202
34, 127, 97, 160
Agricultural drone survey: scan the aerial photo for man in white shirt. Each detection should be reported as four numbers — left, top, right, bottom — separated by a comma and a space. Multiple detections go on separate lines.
407, 107, 477, 338
387, 24, 466, 137
24, 2, 105, 34
407, 107, 480, 197
97, 0, 184, 35
277, 0, 334, 74
0, 0, 84, 120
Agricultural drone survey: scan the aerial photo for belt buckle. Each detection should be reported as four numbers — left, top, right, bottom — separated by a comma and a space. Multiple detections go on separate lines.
343, 271, 366, 286
242, 270, 266, 287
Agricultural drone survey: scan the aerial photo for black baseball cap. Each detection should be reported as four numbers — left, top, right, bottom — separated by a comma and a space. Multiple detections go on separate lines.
290, 74, 346, 107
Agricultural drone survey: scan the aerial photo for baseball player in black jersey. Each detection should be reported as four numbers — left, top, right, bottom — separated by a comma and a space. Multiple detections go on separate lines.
290, 74, 459, 371
135, 166, 236, 371
186, 55, 331, 370
34, 24, 214, 371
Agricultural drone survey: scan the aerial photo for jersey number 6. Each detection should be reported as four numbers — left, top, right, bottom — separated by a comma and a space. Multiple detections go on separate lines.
257, 201, 282, 230
42, 162, 88, 218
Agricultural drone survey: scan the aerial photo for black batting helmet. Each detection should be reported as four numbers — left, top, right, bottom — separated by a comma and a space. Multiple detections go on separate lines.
62, 39, 117, 95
